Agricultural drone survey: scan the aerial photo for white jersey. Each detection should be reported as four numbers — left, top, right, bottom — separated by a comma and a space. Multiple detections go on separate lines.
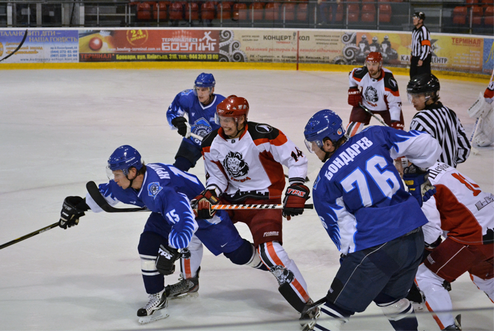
422, 162, 494, 245
201, 121, 308, 201
349, 67, 402, 122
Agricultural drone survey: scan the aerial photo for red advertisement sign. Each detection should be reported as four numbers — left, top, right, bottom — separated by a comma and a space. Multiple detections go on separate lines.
79, 29, 220, 62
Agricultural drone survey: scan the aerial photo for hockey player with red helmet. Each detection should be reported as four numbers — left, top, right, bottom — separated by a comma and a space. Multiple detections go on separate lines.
346, 51, 405, 137
196, 95, 319, 330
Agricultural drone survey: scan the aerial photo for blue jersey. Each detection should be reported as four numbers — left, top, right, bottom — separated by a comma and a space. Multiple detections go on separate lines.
88, 163, 205, 250
313, 126, 441, 254
166, 89, 224, 147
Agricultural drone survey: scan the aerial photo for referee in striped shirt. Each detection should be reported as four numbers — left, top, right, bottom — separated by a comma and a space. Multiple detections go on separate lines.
410, 12, 432, 79
407, 73, 471, 167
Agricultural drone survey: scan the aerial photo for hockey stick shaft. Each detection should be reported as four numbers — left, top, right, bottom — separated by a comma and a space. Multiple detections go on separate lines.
86, 181, 313, 212
190, 132, 203, 141
0, 29, 28, 62
0, 222, 59, 250
359, 103, 389, 127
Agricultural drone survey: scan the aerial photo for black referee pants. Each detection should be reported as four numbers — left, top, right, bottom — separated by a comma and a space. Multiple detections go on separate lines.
410, 55, 432, 79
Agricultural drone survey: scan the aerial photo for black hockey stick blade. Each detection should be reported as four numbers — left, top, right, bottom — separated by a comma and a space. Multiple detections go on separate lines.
86, 181, 149, 213
301, 296, 327, 315
0, 29, 28, 62
0, 221, 59, 250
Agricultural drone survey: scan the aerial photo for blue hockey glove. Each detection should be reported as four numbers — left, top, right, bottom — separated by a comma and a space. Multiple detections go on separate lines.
403, 164, 436, 207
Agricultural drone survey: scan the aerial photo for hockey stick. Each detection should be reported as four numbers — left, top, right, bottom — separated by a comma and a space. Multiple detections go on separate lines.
190, 132, 203, 141
0, 221, 59, 250
86, 181, 313, 213
359, 103, 389, 127
0, 29, 28, 62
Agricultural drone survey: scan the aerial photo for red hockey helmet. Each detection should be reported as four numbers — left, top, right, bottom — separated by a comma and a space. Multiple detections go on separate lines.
366, 52, 383, 65
216, 95, 249, 118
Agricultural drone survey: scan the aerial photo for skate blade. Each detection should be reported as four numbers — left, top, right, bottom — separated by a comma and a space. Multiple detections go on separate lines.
169, 292, 199, 300
138, 309, 169, 324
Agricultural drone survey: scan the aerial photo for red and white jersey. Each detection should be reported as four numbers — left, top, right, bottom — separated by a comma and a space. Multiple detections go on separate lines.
348, 66, 402, 122
422, 162, 494, 245
484, 81, 494, 103
201, 121, 308, 201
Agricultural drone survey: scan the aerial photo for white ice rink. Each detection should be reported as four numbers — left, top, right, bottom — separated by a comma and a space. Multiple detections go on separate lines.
1, 68, 493, 331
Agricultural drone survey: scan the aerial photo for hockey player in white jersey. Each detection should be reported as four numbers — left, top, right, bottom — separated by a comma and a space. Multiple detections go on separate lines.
346, 51, 405, 137
408, 162, 494, 330
58, 145, 265, 324
197, 95, 318, 330
468, 80, 494, 147
302, 109, 441, 331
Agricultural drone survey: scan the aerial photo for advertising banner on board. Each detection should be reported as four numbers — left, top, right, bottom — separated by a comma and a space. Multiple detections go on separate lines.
0, 29, 78, 63
0, 28, 492, 76
78, 29, 220, 62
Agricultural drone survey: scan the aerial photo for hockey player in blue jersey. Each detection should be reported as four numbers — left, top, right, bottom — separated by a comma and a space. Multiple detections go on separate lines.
58, 145, 264, 324
301, 109, 441, 331
166, 73, 225, 171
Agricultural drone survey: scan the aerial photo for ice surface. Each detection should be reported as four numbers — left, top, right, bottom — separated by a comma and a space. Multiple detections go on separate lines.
0, 69, 492, 330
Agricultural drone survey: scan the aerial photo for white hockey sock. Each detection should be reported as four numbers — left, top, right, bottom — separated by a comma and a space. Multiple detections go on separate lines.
416, 264, 455, 329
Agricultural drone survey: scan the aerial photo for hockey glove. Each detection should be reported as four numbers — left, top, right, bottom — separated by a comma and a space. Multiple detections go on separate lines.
171, 117, 191, 138
348, 87, 362, 107
59, 196, 89, 229
156, 244, 180, 275
403, 164, 436, 207
390, 121, 404, 130
283, 183, 310, 220
194, 189, 220, 219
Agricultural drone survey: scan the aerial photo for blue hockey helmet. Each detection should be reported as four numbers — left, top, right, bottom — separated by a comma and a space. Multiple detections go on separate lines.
108, 145, 143, 175
304, 109, 345, 153
194, 73, 216, 89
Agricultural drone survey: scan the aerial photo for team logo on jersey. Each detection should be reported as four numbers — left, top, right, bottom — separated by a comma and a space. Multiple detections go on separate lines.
255, 123, 273, 134
223, 151, 249, 178
192, 117, 212, 143
147, 182, 163, 199
364, 86, 379, 104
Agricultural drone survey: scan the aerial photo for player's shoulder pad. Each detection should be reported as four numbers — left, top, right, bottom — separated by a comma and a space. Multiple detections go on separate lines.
248, 122, 280, 140
352, 66, 368, 80
179, 89, 194, 97
383, 70, 399, 92
201, 129, 219, 148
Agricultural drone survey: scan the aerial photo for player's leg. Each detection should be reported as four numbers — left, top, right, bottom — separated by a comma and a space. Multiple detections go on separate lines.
374, 229, 424, 331
137, 226, 170, 323
469, 255, 494, 302
243, 203, 319, 329
416, 238, 482, 330
165, 234, 202, 299
173, 140, 202, 171
346, 106, 371, 137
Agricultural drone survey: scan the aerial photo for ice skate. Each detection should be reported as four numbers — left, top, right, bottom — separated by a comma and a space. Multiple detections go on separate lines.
442, 314, 462, 330
299, 300, 321, 331
137, 289, 169, 324
165, 267, 200, 299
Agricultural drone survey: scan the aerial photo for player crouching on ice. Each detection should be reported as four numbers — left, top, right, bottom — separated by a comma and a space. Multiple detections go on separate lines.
301, 109, 441, 331
468, 80, 494, 147
58, 145, 265, 324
